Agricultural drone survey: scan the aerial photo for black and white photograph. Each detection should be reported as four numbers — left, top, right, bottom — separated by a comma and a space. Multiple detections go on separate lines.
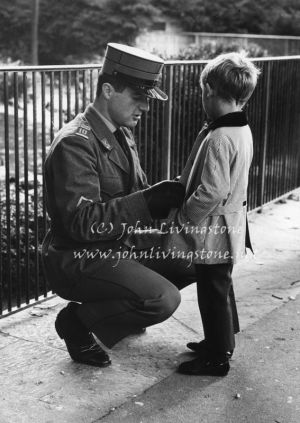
0, 1, 300, 422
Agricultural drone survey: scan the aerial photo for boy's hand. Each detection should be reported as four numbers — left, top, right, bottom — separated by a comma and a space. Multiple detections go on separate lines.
142, 181, 185, 219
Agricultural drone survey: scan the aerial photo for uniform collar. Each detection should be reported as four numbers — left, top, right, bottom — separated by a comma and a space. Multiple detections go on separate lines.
207, 111, 248, 131
91, 105, 117, 133
84, 104, 117, 150
84, 104, 131, 174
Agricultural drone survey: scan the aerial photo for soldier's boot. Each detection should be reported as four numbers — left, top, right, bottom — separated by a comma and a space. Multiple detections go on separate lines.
55, 302, 111, 367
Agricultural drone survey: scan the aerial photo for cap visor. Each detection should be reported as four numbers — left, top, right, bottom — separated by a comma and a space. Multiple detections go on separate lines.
146, 86, 168, 101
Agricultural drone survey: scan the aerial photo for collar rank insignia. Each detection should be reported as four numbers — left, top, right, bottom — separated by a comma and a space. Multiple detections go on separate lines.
100, 138, 112, 151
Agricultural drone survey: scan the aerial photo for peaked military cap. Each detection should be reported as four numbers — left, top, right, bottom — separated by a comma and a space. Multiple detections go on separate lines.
101, 43, 168, 101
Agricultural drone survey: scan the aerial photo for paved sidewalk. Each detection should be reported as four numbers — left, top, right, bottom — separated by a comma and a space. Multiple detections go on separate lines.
1, 192, 300, 423
99, 295, 300, 423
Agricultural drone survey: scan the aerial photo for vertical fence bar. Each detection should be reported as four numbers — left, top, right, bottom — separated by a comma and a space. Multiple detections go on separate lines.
75, 71, 79, 114
147, 109, 154, 181
273, 60, 282, 200
191, 64, 197, 141
291, 60, 298, 187
264, 62, 271, 203
186, 64, 193, 159
58, 71, 63, 129
286, 59, 295, 193
13, 72, 21, 307
89, 69, 94, 103
32, 71, 39, 300
180, 64, 187, 172
147, 105, 152, 181
49, 71, 55, 141
66, 71, 71, 122
297, 61, 300, 187
257, 61, 271, 210
278, 60, 285, 196
41, 71, 48, 297
155, 101, 161, 182
41, 71, 48, 239
161, 65, 173, 180
4, 72, 12, 311
0, 186, 2, 314
0, 77, 3, 311
82, 70, 87, 111
23, 71, 30, 304
176, 66, 183, 176
285, 62, 292, 192
170, 66, 177, 178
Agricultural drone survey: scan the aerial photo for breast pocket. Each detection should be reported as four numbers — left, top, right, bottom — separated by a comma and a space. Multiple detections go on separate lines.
100, 176, 124, 199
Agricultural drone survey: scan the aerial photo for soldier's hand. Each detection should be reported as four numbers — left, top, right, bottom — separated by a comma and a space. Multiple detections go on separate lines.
142, 181, 185, 219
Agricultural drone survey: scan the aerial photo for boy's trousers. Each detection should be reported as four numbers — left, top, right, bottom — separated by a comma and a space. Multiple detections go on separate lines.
195, 263, 239, 354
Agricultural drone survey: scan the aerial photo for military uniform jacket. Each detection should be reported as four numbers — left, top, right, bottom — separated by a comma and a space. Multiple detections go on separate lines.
163, 111, 253, 264
42, 104, 152, 284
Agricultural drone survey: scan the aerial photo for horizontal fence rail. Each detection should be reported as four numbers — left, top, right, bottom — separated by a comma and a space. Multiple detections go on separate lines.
0, 57, 300, 316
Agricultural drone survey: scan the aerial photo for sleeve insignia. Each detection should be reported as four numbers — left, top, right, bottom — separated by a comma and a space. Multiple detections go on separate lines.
76, 195, 94, 207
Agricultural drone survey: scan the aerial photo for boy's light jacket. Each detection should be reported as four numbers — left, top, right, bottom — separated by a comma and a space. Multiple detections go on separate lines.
163, 111, 253, 264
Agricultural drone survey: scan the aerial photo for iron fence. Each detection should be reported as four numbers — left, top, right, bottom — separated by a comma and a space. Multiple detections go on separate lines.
0, 57, 300, 316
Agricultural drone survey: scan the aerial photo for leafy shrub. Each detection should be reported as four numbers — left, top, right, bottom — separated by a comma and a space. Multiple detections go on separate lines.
0, 179, 50, 308
168, 41, 269, 60
0, 56, 25, 102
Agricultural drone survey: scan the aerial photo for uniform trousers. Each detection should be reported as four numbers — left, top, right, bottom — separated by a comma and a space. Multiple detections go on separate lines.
52, 254, 195, 349
140, 258, 240, 354
195, 263, 239, 354
47, 244, 239, 352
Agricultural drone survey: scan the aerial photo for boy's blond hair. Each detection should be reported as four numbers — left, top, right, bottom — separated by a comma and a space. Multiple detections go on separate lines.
200, 52, 261, 104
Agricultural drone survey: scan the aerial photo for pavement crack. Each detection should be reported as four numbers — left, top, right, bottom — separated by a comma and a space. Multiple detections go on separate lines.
170, 315, 199, 335
0, 331, 66, 351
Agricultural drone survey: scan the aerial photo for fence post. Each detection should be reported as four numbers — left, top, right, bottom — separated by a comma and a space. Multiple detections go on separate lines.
257, 61, 271, 211
161, 65, 173, 180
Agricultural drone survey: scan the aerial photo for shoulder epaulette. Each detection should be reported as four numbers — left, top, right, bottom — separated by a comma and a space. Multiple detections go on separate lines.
75, 118, 91, 139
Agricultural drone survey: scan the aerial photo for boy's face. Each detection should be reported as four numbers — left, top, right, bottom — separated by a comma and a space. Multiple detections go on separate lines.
201, 80, 246, 120
201, 82, 214, 120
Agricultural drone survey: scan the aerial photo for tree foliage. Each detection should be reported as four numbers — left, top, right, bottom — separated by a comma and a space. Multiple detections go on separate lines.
0, 0, 160, 64
0, 0, 32, 62
152, 0, 300, 35
38, 0, 105, 64
98, 0, 160, 46
0, 0, 299, 65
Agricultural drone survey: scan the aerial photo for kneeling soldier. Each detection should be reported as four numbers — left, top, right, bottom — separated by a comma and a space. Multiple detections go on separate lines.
42, 43, 186, 367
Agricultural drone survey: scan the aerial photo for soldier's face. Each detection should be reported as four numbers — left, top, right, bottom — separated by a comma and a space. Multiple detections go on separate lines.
108, 87, 150, 128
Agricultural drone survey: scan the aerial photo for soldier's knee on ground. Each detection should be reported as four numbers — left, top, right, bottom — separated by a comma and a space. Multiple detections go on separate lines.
144, 284, 181, 325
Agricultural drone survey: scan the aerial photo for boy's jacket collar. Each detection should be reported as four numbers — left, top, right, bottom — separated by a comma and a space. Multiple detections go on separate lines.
207, 111, 248, 131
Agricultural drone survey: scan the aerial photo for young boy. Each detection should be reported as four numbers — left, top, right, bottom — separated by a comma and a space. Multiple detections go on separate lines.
164, 52, 260, 376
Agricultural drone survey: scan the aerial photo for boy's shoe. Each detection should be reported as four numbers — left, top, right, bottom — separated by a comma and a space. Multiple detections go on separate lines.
186, 339, 209, 360
187, 339, 233, 360
178, 357, 230, 376
55, 302, 111, 367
